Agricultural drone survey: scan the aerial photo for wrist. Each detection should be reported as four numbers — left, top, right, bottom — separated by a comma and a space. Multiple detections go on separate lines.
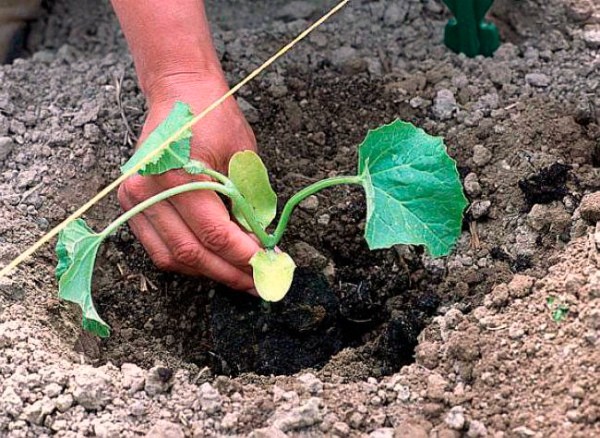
142, 59, 228, 106
111, 0, 225, 104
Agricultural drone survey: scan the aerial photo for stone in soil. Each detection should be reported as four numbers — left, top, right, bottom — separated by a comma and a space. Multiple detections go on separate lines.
274, 1, 316, 22
472, 144, 493, 167
146, 420, 185, 438
69, 366, 113, 410
579, 192, 600, 223
144, 366, 174, 396
582, 25, 600, 48
433, 89, 458, 120
0, 136, 15, 160
525, 73, 551, 87
470, 200, 491, 220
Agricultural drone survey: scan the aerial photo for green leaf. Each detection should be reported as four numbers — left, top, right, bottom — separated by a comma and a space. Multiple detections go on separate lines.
55, 219, 110, 337
228, 151, 277, 231
552, 305, 569, 323
358, 120, 467, 257
183, 159, 208, 175
250, 250, 296, 302
121, 101, 194, 176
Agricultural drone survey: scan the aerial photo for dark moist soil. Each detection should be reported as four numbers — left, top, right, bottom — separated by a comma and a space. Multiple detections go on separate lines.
210, 269, 344, 376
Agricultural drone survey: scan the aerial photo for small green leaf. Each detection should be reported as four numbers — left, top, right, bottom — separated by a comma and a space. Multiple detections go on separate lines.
121, 101, 194, 176
250, 250, 296, 302
55, 219, 110, 337
358, 120, 468, 257
552, 305, 569, 323
229, 151, 277, 231
183, 159, 208, 175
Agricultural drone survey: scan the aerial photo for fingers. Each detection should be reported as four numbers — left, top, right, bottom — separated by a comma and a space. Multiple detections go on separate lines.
143, 199, 254, 290
119, 175, 255, 291
127, 211, 248, 283
157, 172, 262, 269
119, 180, 176, 272
169, 191, 261, 267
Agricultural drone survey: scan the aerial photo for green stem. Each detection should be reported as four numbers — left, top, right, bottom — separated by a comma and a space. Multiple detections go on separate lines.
101, 182, 231, 238
202, 167, 231, 185
268, 175, 363, 248
100, 181, 271, 246
226, 186, 273, 244
197, 166, 272, 244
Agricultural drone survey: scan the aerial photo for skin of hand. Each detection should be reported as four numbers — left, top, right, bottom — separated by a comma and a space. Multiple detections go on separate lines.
111, 0, 261, 291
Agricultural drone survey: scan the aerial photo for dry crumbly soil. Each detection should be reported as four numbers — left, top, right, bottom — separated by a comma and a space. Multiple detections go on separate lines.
0, 0, 599, 436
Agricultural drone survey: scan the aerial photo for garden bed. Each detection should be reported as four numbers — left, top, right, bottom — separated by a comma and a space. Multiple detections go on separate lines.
0, 0, 599, 436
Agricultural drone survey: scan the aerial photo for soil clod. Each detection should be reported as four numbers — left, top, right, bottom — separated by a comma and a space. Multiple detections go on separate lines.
518, 162, 572, 207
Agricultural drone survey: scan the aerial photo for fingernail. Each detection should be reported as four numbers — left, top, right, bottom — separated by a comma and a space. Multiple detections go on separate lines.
246, 287, 259, 297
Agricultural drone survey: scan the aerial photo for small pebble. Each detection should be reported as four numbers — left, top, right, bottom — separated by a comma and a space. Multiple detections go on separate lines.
144, 367, 173, 397
383, 2, 409, 26
274, 1, 316, 21
317, 214, 330, 226
433, 89, 458, 120
0, 136, 15, 160
467, 420, 488, 438
55, 394, 74, 413
472, 145, 493, 167
296, 373, 323, 395
445, 406, 465, 430
299, 195, 319, 212
579, 192, 600, 223
582, 25, 600, 49
569, 384, 585, 399
237, 97, 260, 124
525, 73, 551, 87
272, 397, 322, 432
464, 173, 482, 197
513, 426, 537, 437
470, 200, 491, 220
508, 325, 525, 339
146, 420, 184, 438
332, 421, 350, 436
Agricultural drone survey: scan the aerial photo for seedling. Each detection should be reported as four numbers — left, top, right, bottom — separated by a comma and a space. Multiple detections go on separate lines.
55, 102, 468, 337
442, 0, 500, 57
546, 296, 569, 323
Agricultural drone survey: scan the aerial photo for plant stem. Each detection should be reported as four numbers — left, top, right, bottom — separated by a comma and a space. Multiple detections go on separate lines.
196, 166, 273, 245
99, 170, 362, 254
268, 175, 363, 248
202, 167, 231, 185
226, 187, 273, 245
100, 182, 231, 238
100, 181, 271, 246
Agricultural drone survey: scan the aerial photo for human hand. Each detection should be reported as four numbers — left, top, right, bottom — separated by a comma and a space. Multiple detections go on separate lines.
118, 73, 261, 292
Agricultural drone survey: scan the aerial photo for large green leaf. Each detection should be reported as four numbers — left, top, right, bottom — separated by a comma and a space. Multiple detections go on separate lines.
55, 219, 109, 337
121, 101, 194, 176
228, 151, 277, 231
250, 250, 296, 302
358, 120, 467, 257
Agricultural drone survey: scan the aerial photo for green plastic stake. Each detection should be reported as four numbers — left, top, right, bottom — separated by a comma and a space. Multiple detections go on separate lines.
442, 0, 500, 57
